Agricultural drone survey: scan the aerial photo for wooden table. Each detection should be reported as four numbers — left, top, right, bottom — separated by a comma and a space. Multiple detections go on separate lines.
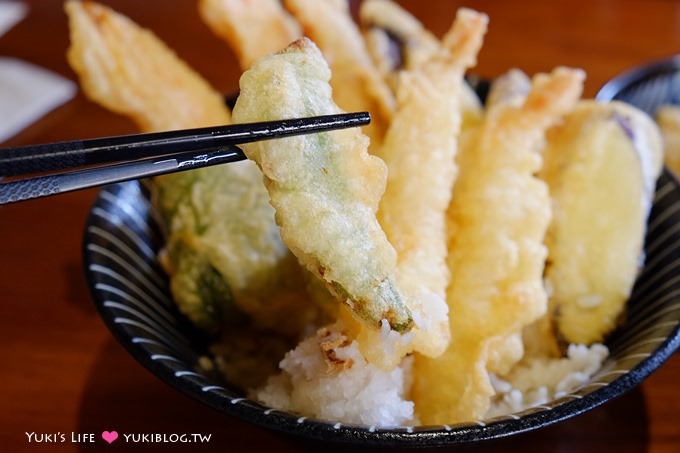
1, 1, 679, 451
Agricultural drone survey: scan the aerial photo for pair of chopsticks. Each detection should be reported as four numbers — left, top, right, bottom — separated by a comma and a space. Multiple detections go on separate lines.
0, 112, 370, 205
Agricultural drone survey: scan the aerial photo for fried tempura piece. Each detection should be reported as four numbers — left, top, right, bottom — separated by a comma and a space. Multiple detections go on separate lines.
541, 100, 663, 345
66, 0, 311, 335
284, 0, 394, 150
368, 8, 488, 360
198, 0, 302, 70
66, 0, 229, 131
359, 0, 439, 90
359, 0, 483, 131
484, 68, 546, 370
657, 105, 680, 175
412, 67, 584, 424
232, 38, 413, 334
486, 68, 531, 108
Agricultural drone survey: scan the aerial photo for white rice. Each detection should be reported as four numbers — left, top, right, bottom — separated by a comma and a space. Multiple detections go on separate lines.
486, 343, 609, 417
254, 321, 415, 427
254, 322, 609, 426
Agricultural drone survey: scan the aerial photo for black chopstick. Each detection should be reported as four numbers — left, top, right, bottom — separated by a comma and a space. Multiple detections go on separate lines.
0, 111, 371, 205
0, 146, 247, 205
0, 112, 371, 177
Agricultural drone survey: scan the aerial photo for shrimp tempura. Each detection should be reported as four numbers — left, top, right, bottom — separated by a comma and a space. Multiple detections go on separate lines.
356, 8, 488, 364
412, 67, 584, 424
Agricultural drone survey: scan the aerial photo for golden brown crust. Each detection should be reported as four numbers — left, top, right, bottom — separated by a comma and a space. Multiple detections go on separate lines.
412, 67, 584, 424
198, 0, 302, 70
284, 0, 395, 151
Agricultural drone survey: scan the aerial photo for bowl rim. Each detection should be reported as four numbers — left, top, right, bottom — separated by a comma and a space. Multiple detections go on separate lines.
596, 54, 680, 103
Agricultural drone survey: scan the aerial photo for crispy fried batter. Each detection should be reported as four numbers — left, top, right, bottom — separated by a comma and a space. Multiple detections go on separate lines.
657, 105, 680, 175
66, 0, 229, 131
66, 0, 312, 335
232, 38, 413, 335
359, 0, 439, 89
412, 67, 584, 424
486, 68, 531, 109
284, 0, 395, 150
358, 0, 483, 133
368, 8, 488, 360
484, 68, 545, 370
198, 0, 302, 70
541, 100, 663, 345
64, 0, 667, 427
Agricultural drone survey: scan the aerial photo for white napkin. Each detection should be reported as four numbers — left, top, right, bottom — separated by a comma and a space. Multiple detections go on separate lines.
0, 2, 77, 143
0, 0, 26, 36
0, 57, 77, 143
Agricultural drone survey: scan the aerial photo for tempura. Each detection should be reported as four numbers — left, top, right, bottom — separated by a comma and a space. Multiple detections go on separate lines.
657, 105, 680, 175
359, 0, 439, 91
412, 67, 584, 424
358, 0, 483, 130
65, 0, 665, 429
541, 101, 663, 345
364, 8, 488, 360
232, 38, 413, 334
198, 0, 302, 70
66, 0, 312, 335
283, 0, 395, 150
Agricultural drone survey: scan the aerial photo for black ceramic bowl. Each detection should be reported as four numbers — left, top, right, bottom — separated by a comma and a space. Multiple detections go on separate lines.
596, 54, 680, 113
83, 171, 680, 447
83, 72, 680, 446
